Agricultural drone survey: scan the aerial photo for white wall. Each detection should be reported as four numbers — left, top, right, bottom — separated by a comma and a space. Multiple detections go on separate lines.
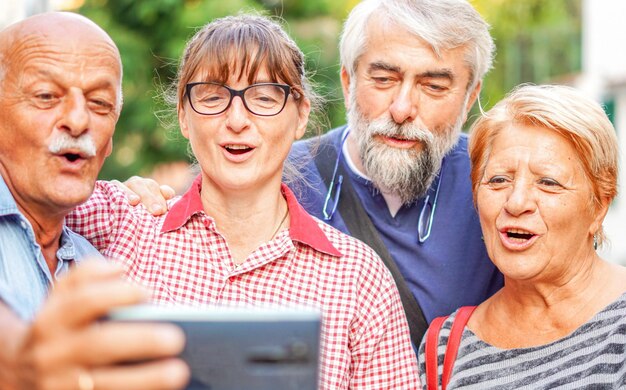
579, 0, 626, 265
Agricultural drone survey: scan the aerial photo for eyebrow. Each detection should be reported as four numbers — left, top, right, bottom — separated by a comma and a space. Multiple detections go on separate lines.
367, 62, 401, 73
419, 70, 454, 82
367, 62, 456, 82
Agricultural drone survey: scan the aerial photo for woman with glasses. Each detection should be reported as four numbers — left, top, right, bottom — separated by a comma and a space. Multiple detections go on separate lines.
68, 14, 419, 389
419, 85, 626, 389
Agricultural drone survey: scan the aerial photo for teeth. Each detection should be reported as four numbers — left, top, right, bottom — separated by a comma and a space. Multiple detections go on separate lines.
225, 144, 249, 150
507, 228, 532, 235
506, 228, 534, 241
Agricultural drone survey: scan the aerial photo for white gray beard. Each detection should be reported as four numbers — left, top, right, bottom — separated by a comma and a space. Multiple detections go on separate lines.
347, 100, 463, 205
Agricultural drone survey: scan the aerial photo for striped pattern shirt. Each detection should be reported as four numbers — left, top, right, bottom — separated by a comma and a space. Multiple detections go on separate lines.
419, 292, 626, 389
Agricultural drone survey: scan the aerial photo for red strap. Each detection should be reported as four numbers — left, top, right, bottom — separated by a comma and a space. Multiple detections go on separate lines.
424, 306, 477, 390
425, 316, 446, 390
441, 306, 477, 390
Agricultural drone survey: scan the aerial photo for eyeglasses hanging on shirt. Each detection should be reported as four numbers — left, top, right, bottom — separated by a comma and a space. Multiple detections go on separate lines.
322, 129, 443, 244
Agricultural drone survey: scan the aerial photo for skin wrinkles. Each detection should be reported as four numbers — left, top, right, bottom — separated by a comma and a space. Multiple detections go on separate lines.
342, 18, 479, 180
477, 125, 601, 286
3, 36, 121, 113
467, 119, 625, 350
0, 13, 122, 272
0, 14, 191, 390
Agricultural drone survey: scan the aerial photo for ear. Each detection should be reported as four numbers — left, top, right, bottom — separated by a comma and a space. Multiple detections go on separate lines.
178, 105, 190, 140
462, 80, 482, 122
589, 196, 611, 236
104, 138, 113, 158
294, 97, 311, 140
340, 66, 352, 111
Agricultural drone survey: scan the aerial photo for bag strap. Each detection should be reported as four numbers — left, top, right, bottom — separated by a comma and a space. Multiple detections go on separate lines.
424, 306, 477, 390
312, 130, 428, 345
425, 316, 446, 390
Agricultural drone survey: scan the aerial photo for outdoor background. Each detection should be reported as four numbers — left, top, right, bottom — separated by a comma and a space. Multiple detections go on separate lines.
6, 0, 626, 264
66, 0, 582, 182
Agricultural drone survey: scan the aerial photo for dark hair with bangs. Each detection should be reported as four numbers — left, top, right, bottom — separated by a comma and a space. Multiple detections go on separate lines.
164, 13, 325, 187
175, 14, 309, 108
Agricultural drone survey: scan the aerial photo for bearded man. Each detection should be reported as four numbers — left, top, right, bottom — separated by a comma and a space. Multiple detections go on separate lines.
288, 0, 503, 347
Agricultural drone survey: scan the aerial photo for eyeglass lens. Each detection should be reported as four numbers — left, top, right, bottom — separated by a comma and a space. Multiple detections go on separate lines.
418, 196, 433, 243
189, 84, 288, 116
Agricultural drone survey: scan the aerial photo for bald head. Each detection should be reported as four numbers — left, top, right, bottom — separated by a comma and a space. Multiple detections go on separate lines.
0, 12, 123, 218
0, 12, 122, 94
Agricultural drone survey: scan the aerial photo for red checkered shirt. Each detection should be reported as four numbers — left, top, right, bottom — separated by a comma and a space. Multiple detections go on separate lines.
67, 177, 420, 389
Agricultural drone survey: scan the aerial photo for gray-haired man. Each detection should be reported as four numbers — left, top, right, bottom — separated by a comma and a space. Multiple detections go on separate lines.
289, 0, 503, 346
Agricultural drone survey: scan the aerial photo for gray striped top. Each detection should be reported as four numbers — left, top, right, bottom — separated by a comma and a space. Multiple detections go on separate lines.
418, 292, 626, 389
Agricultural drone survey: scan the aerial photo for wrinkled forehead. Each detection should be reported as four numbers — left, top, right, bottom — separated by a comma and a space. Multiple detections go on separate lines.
0, 13, 122, 79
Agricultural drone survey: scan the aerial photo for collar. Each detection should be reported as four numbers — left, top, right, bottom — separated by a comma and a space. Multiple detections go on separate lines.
0, 174, 76, 259
161, 175, 341, 257
0, 174, 21, 217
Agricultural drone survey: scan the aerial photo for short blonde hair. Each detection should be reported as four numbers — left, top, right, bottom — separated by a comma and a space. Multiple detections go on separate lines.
469, 84, 618, 244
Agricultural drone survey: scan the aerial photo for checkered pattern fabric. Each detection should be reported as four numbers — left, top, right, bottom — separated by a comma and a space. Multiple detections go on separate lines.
67, 178, 420, 389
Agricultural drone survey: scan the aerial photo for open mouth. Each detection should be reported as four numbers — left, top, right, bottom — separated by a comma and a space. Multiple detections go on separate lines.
505, 229, 535, 242
63, 153, 83, 162
224, 144, 253, 155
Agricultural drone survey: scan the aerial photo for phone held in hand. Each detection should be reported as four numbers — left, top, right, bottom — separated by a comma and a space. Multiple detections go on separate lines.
108, 305, 321, 390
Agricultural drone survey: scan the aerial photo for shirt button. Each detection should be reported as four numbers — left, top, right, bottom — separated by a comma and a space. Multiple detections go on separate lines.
20, 221, 27, 229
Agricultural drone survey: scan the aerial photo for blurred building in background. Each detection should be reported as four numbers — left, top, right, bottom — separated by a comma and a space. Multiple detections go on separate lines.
0, 0, 49, 28
576, 0, 626, 264
1, 0, 87, 28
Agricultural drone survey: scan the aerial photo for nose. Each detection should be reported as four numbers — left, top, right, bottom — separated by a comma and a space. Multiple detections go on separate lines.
388, 83, 418, 124
504, 180, 536, 217
59, 88, 89, 136
225, 95, 250, 133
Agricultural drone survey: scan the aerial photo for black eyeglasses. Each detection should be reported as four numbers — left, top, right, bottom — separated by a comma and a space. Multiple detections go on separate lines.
185, 82, 300, 117
322, 129, 443, 244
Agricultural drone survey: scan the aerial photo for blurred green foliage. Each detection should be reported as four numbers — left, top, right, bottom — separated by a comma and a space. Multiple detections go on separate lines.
77, 0, 581, 180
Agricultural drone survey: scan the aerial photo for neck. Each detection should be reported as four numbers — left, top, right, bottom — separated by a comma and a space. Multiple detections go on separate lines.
473, 255, 626, 348
18, 203, 65, 275
0, 172, 66, 274
199, 176, 289, 264
345, 129, 367, 176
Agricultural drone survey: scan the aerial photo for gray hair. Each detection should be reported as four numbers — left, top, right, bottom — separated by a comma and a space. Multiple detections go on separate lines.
339, 0, 494, 90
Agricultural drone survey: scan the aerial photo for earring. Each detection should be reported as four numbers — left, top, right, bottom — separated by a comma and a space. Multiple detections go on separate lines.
593, 234, 598, 250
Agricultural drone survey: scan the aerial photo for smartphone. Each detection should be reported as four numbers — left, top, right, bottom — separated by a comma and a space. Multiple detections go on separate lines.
108, 305, 321, 390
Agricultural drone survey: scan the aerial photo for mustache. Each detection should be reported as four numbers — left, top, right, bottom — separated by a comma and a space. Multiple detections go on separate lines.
366, 117, 434, 144
48, 132, 97, 157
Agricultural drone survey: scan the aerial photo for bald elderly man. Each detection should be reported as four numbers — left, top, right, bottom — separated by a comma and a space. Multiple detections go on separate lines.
0, 12, 188, 389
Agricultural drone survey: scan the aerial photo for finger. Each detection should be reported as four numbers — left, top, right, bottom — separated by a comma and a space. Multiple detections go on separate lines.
159, 185, 176, 201
111, 179, 140, 205
41, 322, 185, 368
36, 360, 189, 390
36, 278, 149, 332
124, 176, 169, 216
56, 259, 125, 292
93, 358, 190, 390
